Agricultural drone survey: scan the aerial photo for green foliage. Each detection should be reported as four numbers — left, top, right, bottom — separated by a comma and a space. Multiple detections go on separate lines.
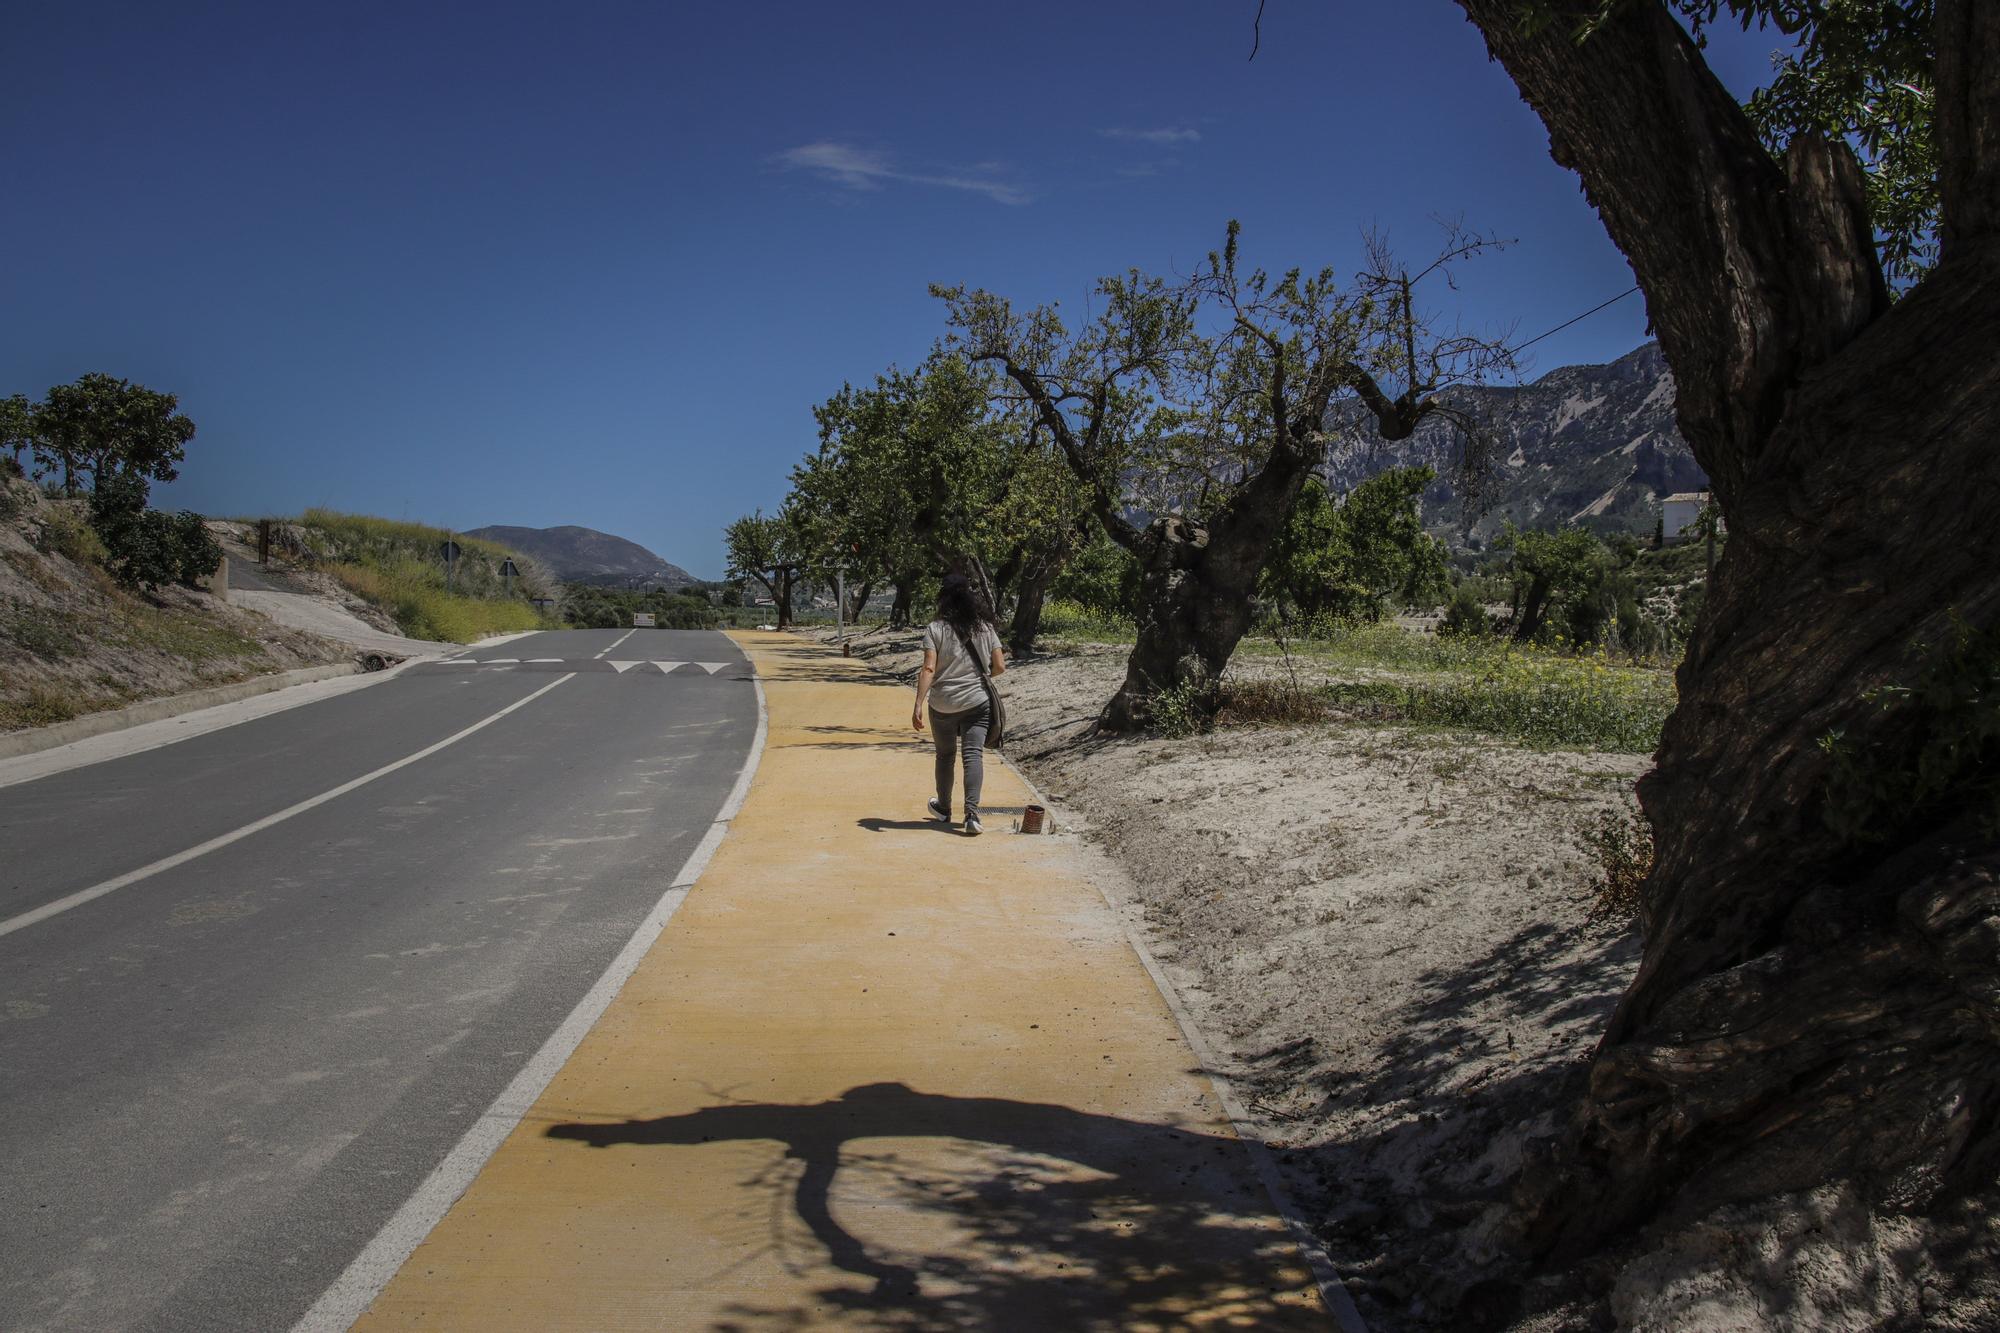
1151, 678, 1211, 739
328, 558, 544, 642
293, 508, 551, 642
1440, 583, 1492, 638
1258, 620, 1676, 752
1325, 660, 1668, 754
34, 504, 108, 566
86, 473, 221, 592
1037, 597, 1137, 644
1579, 806, 1655, 924
1819, 614, 2000, 844
562, 585, 719, 630
1050, 531, 1139, 618
0, 394, 31, 473
1263, 467, 1450, 622
1675, 0, 1937, 285
30, 373, 196, 496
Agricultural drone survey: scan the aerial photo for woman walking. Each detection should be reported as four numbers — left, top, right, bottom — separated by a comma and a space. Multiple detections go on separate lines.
912, 574, 1005, 835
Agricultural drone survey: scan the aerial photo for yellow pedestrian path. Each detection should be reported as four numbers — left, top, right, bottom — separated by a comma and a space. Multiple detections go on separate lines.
354, 632, 1329, 1330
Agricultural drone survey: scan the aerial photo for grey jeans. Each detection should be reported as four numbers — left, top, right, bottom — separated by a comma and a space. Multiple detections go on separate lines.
929, 701, 991, 820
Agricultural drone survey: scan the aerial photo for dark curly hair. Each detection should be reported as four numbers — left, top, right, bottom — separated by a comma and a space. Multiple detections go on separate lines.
936, 573, 993, 639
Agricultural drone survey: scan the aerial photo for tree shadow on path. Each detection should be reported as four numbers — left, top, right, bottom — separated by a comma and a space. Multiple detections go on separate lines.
546, 1081, 1327, 1330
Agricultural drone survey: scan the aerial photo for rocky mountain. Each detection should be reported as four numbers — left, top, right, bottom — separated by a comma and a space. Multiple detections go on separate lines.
464, 525, 696, 588
1325, 341, 1707, 545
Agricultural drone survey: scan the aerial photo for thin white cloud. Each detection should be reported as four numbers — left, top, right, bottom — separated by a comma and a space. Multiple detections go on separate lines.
1098, 126, 1202, 144
774, 141, 1031, 206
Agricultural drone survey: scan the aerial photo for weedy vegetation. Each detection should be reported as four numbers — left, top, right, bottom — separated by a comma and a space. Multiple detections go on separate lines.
294, 508, 552, 643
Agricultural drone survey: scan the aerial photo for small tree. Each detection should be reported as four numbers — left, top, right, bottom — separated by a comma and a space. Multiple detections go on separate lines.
1264, 465, 1451, 624
1501, 524, 1607, 643
940, 221, 1511, 728
32, 373, 195, 497
724, 508, 805, 629
0, 394, 31, 476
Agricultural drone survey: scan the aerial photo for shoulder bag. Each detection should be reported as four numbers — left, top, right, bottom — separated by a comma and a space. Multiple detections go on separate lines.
954, 623, 1006, 750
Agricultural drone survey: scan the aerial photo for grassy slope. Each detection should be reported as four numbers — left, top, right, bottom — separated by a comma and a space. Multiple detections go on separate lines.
292, 509, 554, 643
0, 477, 351, 732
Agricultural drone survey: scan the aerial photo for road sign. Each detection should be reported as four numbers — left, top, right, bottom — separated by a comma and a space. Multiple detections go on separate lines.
632, 613, 656, 627
499, 558, 519, 577
439, 541, 461, 563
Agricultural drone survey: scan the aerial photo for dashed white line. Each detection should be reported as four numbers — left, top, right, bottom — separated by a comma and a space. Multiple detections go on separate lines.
593, 628, 639, 659
0, 674, 578, 940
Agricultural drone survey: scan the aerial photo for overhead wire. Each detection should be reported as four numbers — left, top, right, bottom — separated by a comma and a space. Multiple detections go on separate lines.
1510, 285, 1642, 356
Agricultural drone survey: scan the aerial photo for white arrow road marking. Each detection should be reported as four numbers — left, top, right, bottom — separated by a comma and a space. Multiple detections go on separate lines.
698, 663, 730, 674
652, 661, 685, 673
0, 674, 578, 940
607, 661, 641, 674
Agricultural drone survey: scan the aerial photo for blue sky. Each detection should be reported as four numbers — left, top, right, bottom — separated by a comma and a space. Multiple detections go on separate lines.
3, 3, 1779, 578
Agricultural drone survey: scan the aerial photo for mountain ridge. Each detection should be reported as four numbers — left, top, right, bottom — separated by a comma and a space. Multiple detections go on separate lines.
1330, 341, 1707, 544
464, 524, 697, 588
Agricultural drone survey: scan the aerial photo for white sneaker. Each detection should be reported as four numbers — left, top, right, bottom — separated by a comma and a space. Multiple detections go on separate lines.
963, 814, 983, 836
927, 798, 950, 823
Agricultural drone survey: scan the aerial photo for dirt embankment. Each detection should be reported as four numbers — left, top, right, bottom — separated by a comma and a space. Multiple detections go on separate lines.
820, 625, 1997, 1332
0, 476, 355, 733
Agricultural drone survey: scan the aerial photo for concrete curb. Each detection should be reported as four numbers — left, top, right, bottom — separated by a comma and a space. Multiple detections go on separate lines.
0, 662, 366, 761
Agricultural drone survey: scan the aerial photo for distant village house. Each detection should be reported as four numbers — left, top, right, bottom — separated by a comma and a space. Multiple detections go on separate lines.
1663, 491, 1709, 543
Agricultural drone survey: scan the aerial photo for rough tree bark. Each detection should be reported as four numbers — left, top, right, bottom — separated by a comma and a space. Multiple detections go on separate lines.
1006, 568, 1049, 657
1457, 0, 2000, 1265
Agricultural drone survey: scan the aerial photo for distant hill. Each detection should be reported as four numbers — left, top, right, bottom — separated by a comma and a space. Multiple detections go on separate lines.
1323, 342, 1708, 544
464, 525, 696, 588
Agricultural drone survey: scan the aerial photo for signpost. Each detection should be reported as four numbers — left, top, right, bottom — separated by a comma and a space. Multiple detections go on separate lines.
439, 539, 461, 590
499, 557, 519, 595
836, 569, 847, 650
632, 612, 655, 628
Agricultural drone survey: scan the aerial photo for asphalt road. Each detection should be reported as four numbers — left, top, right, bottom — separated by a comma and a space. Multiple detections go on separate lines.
0, 628, 761, 1331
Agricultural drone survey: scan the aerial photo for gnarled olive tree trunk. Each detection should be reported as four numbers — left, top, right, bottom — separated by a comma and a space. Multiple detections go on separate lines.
1460, 0, 2000, 1259
1102, 492, 1304, 731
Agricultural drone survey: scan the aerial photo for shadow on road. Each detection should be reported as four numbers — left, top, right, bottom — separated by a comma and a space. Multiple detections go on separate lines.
545, 1081, 1322, 1330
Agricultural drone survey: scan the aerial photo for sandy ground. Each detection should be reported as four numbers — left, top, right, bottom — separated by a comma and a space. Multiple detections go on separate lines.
816, 624, 1999, 1332
818, 625, 1644, 1327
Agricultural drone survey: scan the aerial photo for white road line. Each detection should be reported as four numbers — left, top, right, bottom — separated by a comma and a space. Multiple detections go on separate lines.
593, 628, 638, 659
294, 654, 770, 1332
0, 674, 578, 941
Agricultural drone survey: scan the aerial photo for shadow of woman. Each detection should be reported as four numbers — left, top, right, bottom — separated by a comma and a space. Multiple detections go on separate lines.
546, 1081, 1326, 1329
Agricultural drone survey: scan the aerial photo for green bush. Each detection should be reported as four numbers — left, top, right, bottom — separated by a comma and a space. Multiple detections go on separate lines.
1440, 584, 1491, 637
86, 475, 222, 592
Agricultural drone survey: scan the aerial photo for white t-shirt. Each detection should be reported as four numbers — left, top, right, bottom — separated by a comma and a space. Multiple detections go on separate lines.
923, 619, 1001, 714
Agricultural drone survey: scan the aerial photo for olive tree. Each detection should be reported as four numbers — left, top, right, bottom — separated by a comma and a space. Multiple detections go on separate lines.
1449, 0, 2000, 1270
939, 222, 1511, 729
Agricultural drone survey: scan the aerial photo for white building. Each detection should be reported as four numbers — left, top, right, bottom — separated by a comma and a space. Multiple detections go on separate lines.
1663, 491, 1709, 543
